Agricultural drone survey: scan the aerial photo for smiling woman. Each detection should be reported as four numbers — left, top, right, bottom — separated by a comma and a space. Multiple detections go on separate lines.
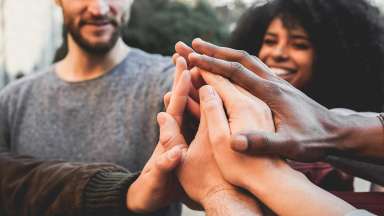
229, 0, 384, 112
227, 0, 384, 211
258, 16, 315, 89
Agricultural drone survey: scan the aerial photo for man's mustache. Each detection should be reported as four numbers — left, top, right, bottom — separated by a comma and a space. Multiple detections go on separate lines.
79, 16, 118, 27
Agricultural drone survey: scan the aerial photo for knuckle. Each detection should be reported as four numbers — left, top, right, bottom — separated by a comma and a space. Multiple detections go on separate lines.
237, 50, 251, 61
159, 132, 178, 149
230, 62, 246, 78
286, 139, 304, 158
264, 81, 283, 97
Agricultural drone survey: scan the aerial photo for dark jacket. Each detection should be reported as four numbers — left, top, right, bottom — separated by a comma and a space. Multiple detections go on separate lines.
0, 152, 139, 216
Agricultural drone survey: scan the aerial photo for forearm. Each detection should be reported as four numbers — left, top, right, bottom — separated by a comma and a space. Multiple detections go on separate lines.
202, 189, 263, 216
0, 153, 137, 216
246, 164, 355, 216
334, 114, 383, 160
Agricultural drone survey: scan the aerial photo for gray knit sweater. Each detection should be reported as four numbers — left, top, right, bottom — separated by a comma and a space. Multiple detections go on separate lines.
0, 48, 179, 215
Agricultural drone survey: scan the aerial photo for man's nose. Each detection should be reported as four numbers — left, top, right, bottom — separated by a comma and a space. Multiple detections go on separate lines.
88, 0, 109, 16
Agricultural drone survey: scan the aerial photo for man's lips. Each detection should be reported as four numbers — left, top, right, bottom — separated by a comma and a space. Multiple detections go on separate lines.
80, 19, 117, 27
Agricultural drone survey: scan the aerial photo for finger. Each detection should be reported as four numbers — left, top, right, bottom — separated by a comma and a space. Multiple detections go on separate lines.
189, 67, 205, 101
165, 92, 200, 119
175, 41, 195, 68
157, 112, 187, 150
199, 85, 231, 146
191, 66, 206, 89
198, 68, 243, 112
188, 53, 277, 103
164, 92, 172, 109
187, 97, 201, 119
167, 70, 191, 126
231, 132, 287, 156
172, 53, 180, 65
155, 145, 186, 172
172, 56, 188, 91
191, 38, 276, 80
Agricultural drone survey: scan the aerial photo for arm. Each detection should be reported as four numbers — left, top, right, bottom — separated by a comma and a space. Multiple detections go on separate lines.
187, 38, 384, 162
203, 190, 264, 216
0, 55, 198, 216
0, 153, 137, 216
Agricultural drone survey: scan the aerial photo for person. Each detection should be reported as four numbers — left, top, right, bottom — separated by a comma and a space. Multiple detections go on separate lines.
165, 58, 375, 216
225, 0, 384, 193
228, 0, 384, 112
172, 38, 384, 214
0, 0, 234, 214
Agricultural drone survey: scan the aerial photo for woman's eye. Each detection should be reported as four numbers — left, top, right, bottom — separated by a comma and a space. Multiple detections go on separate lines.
293, 42, 310, 50
263, 38, 277, 46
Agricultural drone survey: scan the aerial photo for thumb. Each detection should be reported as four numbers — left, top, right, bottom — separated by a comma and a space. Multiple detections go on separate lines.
155, 145, 186, 173
157, 112, 186, 150
231, 131, 289, 156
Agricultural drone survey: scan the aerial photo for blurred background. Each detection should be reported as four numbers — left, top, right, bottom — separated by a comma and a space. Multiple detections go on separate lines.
0, 0, 383, 88
0, 0, 256, 88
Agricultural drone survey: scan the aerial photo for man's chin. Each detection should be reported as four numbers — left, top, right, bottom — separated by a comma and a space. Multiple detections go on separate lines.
69, 28, 120, 54
75, 36, 119, 54
81, 43, 116, 54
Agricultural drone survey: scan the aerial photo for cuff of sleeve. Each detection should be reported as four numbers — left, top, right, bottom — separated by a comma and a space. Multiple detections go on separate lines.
345, 210, 377, 216
84, 171, 140, 216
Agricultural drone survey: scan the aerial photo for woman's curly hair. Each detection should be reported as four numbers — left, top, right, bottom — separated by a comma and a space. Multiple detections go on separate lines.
228, 0, 384, 112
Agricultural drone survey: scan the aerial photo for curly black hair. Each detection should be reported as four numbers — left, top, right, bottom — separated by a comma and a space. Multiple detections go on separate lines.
228, 0, 384, 112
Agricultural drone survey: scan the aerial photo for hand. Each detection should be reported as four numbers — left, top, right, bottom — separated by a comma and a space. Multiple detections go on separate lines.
165, 59, 262, 212
198, 70, 287, 191
179, 38, 384, 162
126, 55, 193, 213
199, 79, 355, 216
165, 83, 263, 215
126, 115, 186, 213
175, 86, 236, 205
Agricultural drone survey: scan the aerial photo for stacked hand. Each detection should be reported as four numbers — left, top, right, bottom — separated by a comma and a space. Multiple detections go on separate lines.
125, 38, 365, 216
168, 39, 355, 216
174, 38, 384, 162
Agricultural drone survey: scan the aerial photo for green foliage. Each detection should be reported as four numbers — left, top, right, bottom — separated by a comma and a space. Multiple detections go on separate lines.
123, 0, 229, 56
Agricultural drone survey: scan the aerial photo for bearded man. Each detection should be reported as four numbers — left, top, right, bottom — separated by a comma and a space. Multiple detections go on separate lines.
0, 0, 182, 215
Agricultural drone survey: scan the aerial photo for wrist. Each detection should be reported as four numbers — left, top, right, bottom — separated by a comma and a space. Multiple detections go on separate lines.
334, 114, 383, 159
200, 184, 237, 209
202, 188, 262, 216
246, 163, 306, 199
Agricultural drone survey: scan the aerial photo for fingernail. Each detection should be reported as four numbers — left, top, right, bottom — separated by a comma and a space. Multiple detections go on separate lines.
168, 146, 182, 160
195, 38, 203, 43
176, 41, 187, 47
190, 67, 199, 74
231, 135, 248, 151
157, 112, 167, 126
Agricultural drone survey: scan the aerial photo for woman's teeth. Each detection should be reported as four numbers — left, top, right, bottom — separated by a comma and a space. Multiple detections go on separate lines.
270, 67, 293, 76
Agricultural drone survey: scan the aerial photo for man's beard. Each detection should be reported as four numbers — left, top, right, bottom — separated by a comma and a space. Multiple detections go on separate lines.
66, 16, 121, 55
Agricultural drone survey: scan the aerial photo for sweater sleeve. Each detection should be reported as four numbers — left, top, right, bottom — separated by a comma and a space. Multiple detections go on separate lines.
0, 153, 140, 216
0, 93, 10, 152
